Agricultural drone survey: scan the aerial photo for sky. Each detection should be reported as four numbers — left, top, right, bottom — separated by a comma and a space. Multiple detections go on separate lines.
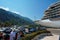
0, 0, 59, 21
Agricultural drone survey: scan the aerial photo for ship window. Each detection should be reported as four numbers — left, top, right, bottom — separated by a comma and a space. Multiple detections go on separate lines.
51, 15, 60, 18
55, 15, 60, 18
51, 6, 55, 9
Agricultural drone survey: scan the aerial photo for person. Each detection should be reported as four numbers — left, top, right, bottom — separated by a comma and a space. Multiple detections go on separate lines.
17, 32, 21, 40
0, 31, 3, 40
20, 31, 24, 37
3, 28, 12, 40
10, 30, 16, 40
17, 31, 24, 40
14, 30, 18, 40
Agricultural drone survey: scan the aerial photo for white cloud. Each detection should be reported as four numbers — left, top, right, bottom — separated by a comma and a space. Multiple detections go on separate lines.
11, 11, 20, 14
0, 6, 20, 14
0, 6, 9, 11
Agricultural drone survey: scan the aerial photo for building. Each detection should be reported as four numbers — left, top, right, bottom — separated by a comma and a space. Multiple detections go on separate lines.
42, 2, 60, 21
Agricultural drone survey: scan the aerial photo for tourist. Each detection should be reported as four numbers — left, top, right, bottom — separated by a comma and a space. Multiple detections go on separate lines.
17, 31, 24, 40
10, 30, 16, 40
0, 31, 3, 40
3, 33, 10, 40
3, 28, 12, 40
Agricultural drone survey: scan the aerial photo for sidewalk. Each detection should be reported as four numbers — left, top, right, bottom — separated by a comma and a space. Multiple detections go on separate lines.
41, 35, 59, 40
32, 33, 52, 40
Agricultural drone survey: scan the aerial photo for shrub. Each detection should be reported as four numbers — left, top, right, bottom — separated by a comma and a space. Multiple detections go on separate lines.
21, 30, 50, 40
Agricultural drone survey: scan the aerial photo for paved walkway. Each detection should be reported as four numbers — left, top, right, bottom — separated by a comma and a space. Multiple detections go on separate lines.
32, 33, 52, 40
32, 33, 59, 40
41, 35, 59, 40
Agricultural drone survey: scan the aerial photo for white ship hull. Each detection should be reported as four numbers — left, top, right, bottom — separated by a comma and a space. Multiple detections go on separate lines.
39, 19, 60, 27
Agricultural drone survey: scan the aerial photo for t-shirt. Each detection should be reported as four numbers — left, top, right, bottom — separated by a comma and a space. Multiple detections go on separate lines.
10, 31, 16, 40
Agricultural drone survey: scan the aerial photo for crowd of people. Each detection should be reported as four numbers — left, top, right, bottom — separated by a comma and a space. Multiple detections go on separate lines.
0, 28, 24, 40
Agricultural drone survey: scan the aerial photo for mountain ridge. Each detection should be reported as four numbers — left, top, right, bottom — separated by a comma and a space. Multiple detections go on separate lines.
0, 8, 34, 27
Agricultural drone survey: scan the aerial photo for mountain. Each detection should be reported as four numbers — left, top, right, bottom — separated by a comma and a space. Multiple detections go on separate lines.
0, 8, 34, 27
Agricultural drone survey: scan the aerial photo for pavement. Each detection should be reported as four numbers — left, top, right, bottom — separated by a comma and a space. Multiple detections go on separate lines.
47, 28, 60, 35
32, 33, 53, 40
41, 35, 59, 40
32, 33, 59, 40
32, 28, 60, 40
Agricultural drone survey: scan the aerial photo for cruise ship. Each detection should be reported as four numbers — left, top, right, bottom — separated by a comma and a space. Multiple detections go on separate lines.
39, 1, 60, 28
